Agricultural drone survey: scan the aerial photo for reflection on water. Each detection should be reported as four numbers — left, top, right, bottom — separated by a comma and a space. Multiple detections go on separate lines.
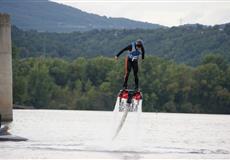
1, 110, 230, 159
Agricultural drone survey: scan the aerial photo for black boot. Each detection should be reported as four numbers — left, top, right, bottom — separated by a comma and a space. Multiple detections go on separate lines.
123, 84, 127, 90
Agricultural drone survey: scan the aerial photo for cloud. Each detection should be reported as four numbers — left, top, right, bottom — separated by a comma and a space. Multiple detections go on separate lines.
51, 0, 230, 26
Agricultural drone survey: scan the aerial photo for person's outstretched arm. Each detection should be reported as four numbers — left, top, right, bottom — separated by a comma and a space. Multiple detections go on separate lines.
115, 45, 132, 58
141, 46, 145, 60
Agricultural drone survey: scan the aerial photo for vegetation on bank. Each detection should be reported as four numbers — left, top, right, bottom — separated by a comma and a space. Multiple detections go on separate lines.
13, 48, 230, 113
11, 24, 230, 113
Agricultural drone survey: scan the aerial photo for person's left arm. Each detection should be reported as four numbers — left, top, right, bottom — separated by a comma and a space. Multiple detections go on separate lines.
141, 46, 145, 60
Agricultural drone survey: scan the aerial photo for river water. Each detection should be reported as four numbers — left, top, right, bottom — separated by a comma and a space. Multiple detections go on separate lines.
0, 110, 230, 159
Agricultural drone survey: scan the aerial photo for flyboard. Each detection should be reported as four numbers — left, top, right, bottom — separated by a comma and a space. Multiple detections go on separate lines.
112, 89, 142, 139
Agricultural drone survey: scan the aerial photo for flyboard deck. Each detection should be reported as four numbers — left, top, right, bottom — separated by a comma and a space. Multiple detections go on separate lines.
112, 89, 142, 139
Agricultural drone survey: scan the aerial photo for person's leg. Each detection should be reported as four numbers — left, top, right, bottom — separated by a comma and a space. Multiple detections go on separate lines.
133, 60, 139, 90
123, 57, 131, 89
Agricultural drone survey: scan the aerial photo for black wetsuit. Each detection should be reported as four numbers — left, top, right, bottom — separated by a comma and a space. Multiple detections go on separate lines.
116, 42, 145, 89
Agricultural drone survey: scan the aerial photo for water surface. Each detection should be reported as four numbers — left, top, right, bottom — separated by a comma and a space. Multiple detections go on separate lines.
1, 110, 230, 159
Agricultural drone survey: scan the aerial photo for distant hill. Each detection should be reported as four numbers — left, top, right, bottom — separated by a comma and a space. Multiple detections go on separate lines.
0, 0, 162, 32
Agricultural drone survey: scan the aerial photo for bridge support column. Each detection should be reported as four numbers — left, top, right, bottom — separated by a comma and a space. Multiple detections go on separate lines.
0, 13, 13, 122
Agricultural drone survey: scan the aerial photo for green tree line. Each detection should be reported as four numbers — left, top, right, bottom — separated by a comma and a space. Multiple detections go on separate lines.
12, 24, 230, 66
13, 50, 230, 113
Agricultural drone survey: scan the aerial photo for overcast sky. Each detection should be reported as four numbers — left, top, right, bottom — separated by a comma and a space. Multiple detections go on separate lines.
51, 0, 230, 27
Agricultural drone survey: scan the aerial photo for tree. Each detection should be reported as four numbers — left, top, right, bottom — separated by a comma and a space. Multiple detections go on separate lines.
27, 60, 54, 108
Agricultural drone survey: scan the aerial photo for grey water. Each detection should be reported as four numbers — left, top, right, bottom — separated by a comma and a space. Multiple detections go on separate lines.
0, 110, 230, 159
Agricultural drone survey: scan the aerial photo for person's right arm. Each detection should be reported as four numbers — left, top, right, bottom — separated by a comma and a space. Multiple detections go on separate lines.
115, 45, 132, 58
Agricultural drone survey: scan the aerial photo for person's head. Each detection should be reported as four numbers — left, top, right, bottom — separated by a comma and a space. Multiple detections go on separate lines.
135, 39, 144, 48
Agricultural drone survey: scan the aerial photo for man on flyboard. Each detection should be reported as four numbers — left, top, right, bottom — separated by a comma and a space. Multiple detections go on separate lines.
115, 39, 145, 91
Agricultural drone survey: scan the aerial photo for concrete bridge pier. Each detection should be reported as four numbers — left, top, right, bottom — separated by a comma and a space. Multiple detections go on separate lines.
0, 13, 13, 122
